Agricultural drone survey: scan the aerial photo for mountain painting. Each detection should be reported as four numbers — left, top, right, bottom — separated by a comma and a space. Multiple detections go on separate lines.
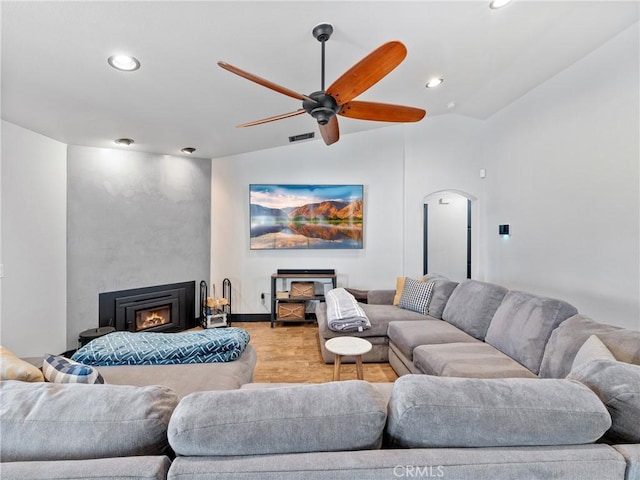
249, 184, 364, 249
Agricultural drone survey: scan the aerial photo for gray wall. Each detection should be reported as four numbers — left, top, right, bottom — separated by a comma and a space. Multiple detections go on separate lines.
67, 146, 210, 349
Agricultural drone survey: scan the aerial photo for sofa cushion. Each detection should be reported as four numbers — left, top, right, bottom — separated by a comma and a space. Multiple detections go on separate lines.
442, 280, 508, 340
413, 342, 537, 378
386, 374, 611, 448
485, 291, 578, 374
0, 381, 178, 461
42, 353, 105, 384
398, 278, 434, 315
387, 320, 479, 360
539, 314, 640, 378
422, 275, 459, 319
168, 380, 387, 456
167, 445, 626, 480
0, 346, 44, 382
568, 358, 640, 443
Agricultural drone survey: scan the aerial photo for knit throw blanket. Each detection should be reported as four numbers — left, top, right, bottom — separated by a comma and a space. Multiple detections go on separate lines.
71, 328, 250, 366
325, 288, 371, 333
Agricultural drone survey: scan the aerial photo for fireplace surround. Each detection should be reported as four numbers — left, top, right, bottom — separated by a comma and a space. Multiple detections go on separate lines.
99, 281, 196, 333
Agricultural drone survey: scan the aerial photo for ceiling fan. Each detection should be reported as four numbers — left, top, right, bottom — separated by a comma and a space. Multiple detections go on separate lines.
218, 23, 426, 146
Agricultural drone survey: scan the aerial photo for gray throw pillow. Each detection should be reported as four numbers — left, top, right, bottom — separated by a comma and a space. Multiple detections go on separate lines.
442, 280, 507, 340
386, 374, 611, 448
169, 380, 387, 456
568, 358, 640, 443
485, 290, 578, 374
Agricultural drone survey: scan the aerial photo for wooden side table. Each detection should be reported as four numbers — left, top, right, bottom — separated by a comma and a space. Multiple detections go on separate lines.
324, 337, 373, 381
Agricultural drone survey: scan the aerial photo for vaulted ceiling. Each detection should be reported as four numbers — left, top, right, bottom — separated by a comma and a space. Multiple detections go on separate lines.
2, 1, 638, 158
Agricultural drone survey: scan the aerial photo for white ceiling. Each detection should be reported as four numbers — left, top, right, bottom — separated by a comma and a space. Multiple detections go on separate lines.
2, 1, 638, 159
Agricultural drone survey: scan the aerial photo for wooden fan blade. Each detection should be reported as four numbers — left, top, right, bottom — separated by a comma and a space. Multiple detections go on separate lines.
218, 61, 316, 103
236, 109, 306, 128
339, 101, 426, 122
326, 41, 407, 105
319, 116, 340, 145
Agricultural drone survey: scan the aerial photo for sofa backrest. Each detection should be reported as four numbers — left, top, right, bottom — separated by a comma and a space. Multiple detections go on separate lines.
421, 273, 459, 319
0, 381, 178, 462
539, 314, 640, 378
442, 280, 508, 340
168, 380, 387, 457
485, 290, 577, 375
386, 374, 610, 448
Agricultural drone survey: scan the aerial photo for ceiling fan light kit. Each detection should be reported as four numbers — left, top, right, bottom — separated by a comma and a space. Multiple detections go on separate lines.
426, 78, 444, 88
108, 55, 140, 72
218, 23, 426, 146
489, 0, 512, 9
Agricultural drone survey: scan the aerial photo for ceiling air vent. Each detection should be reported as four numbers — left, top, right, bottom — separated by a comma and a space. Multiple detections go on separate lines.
289, 132, 315, 143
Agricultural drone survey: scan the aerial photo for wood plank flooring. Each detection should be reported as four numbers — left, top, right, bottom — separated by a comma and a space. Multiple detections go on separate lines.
233, 321, 398, 384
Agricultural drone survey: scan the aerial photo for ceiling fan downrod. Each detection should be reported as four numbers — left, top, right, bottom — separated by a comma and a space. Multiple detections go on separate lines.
306, 23, 340, 125
312, 23, 333, 92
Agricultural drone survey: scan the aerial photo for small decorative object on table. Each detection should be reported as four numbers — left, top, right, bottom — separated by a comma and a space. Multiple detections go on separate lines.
204, 296, 229, 329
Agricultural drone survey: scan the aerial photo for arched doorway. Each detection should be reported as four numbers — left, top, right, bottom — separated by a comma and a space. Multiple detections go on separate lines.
423, 190, 477, 281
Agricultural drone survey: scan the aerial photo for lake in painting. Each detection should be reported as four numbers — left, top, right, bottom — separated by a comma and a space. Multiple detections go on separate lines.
249, 184, 364, 249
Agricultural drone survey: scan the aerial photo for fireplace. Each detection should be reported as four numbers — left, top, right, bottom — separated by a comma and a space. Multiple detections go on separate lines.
99, 281, 196, 333
136, 305, 171, 331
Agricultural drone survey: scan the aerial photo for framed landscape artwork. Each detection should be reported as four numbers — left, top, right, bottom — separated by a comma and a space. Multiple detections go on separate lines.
249, 184, 364, 250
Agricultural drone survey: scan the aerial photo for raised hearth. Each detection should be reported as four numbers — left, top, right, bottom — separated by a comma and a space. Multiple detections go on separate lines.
99, 281, 196, 333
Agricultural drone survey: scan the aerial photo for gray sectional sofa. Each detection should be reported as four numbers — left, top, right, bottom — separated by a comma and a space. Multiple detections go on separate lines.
2, 372, 638, 479
1, 275, 639, 479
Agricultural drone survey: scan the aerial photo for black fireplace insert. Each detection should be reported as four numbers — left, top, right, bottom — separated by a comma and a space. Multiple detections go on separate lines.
98, 281, 196, 333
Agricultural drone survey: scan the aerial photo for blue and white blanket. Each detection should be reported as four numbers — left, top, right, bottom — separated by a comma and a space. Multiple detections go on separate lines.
71, 328, 250, 366
325, 288, 371, 333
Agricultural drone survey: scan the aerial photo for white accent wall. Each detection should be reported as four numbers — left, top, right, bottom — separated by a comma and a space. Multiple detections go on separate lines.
211, 127, 406, 315
482, 24, 639, 330
1, 121, 67, 356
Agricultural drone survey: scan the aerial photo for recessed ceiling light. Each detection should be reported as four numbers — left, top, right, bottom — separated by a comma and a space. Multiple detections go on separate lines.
489, 0, 512, 9
426, 78, 444, 88
181, 147, 196, 154
108, 55, 140, 72
115, 138, 134, 146
447, 101, 457, 109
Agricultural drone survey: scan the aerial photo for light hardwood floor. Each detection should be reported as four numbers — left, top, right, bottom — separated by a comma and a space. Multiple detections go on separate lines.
233, 321, 398, 383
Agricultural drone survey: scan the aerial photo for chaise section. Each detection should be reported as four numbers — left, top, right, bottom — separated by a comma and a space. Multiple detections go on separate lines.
96, 344, 257, 398
413, 342, 537, 378
316, 302, 429, 363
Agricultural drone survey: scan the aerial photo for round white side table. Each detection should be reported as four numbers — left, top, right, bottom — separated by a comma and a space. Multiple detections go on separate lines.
324, 336, 373, 381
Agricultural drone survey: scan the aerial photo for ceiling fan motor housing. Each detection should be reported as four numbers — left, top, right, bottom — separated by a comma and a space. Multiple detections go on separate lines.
303, 91, 341, 125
